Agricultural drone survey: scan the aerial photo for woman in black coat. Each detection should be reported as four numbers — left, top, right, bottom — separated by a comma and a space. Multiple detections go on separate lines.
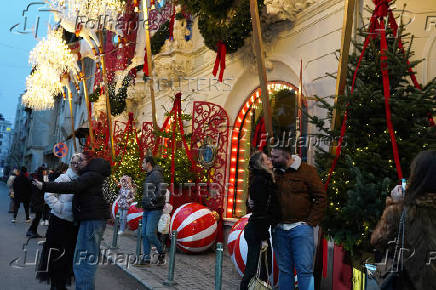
240, 151, 278, 290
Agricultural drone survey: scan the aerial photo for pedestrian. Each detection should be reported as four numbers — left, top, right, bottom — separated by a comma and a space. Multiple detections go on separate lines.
137, 156, 166, 265
7, 168, 19, 213
270, 147, 327, 290
240, 151, 279, 290
371, 150, 436, 290
41, 168, 51, 226
12, 166, 32, 223
36, 157, 80, 290
157, 199, 173, 252
27, 167, 47, 238
34, 151, 111, 290
117, 175, 136, 235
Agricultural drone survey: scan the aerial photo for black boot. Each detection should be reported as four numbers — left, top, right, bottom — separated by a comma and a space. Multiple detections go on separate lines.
157, 253, 165, 265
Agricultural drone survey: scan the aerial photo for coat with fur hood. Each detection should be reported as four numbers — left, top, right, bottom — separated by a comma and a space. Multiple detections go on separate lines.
42, 158, 111, 221
44, 168, 78, 222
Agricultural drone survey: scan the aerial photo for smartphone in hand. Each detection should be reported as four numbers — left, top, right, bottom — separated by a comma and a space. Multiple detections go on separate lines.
401, 178, 407, 193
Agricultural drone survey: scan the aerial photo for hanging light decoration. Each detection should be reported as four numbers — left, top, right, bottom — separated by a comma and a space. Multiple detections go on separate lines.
29, 29, 79, 76
22, 69, 64, 110
49, 0, 126, 32
23, 29, 77, 110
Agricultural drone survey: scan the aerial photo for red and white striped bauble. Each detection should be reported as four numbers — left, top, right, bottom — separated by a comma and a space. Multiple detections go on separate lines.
111, 197, 120, 220
228, 218, 298, 288
170, 203, 217, 253
226, 213, 251, 255
126, 202, 144, 231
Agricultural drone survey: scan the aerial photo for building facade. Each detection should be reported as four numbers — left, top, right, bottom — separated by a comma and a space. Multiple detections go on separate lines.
0, 114, 13, 177
9, 0, 436, 210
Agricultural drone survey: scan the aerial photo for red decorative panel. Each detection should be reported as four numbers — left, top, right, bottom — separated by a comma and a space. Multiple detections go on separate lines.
89, 111, 112, 163
149, 3, 173, 31
113, 119, 128, 156
139, 122, 155, 158
116, 0, 138, 71
191, 101, 229, 213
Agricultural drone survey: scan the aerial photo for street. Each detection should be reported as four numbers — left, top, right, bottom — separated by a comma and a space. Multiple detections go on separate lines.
0, 181, 146, 290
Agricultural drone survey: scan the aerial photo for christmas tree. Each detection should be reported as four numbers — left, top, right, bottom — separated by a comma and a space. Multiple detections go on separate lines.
154, 112, 197, 186
152, 96, 208, 210
310, 13, 436, 257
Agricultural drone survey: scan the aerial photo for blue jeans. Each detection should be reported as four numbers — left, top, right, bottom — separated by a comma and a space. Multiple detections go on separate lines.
73, 220, 106, 290
142, 209, 163, 259
119, 209, 128, 232
272, 225, 315, 290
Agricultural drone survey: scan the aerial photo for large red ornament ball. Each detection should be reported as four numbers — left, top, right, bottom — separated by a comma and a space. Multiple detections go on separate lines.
226, 213, 251, 255
170, 203, 217, 253
126, 202, 144, 231
111, 197, 120, 220
228, 216, 298, 288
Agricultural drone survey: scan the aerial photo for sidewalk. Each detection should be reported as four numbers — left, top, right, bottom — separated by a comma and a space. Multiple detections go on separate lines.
100, 224, 241, 289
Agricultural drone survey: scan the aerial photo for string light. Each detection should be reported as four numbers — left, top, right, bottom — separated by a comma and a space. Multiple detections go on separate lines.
29, 29, 79, 77
23, 29, 77, 110
22, 69, 64, 110
49, 0, 126, 33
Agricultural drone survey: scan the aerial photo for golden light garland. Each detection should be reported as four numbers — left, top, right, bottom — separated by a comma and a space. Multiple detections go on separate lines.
29, 29, 79, 76
50, 0, 126, 30
23, 29, 77, 110
22, 69, 64, 110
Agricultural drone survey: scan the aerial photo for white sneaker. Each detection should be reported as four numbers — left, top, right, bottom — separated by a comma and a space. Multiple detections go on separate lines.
11, 219, 16, 223
118, 230, 124, 235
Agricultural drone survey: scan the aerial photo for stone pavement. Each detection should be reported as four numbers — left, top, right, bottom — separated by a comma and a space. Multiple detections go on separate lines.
100, 224, 241, 290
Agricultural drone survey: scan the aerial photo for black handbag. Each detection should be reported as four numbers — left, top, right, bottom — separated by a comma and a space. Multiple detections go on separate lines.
248, 247, 272, 290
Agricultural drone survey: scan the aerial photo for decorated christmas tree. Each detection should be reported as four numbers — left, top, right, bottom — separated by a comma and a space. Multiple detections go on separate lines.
151, 95, 208, 210
310, 12, 436, 257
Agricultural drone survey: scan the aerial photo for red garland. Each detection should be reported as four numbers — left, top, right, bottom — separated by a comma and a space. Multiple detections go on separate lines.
212, 42, 227, 82
143, 52, 149, 77
152, 93, 199, 196
168, 3, 176, 41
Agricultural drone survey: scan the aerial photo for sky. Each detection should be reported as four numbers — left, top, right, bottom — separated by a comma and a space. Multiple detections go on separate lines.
0, 1, 54, 125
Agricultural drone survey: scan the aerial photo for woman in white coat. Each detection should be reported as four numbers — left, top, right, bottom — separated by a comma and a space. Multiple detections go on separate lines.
36, 154, 81, 290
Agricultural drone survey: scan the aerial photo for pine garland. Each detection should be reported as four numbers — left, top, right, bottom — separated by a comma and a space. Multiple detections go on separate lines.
179, 0, 264, 53
89, 87, 101, 102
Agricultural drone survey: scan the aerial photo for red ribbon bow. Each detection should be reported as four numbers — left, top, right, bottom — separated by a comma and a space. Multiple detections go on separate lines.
212, 42, 227, 82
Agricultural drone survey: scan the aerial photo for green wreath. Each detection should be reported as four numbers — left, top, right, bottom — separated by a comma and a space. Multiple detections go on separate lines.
179, 0, 264, 53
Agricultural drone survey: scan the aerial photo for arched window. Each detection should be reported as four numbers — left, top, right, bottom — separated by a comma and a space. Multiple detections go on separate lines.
226, 81, 308, 218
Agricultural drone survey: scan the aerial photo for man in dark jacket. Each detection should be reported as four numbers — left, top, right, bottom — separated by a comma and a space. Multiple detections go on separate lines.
12, 167, 32, 223
270, 147, 327, 290
35, 153, 111, 290
138, 156, 167, 265
26, 167, 46, 238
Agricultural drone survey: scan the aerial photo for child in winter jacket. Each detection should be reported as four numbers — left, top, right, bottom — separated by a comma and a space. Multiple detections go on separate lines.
158, 202, 173, 250
117, 175, 136, 234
